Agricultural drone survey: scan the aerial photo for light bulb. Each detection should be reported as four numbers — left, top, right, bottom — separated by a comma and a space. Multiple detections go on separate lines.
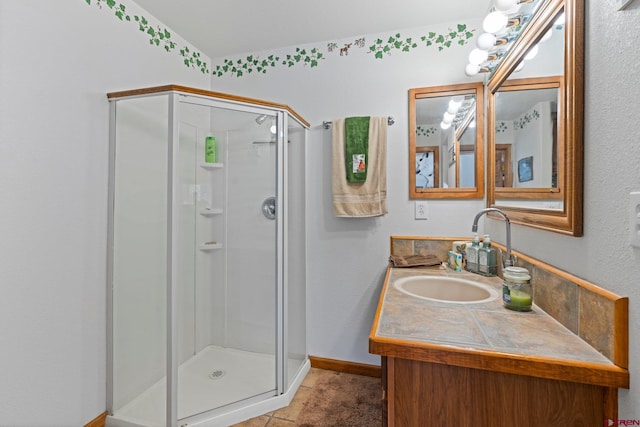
270, 124, 277, 134
477, 33, 497, 50
440, 121, 451, 130
448, 98, 462, 112
465, 63, 480, 76
524, 44, 539, 61
540, 28, 553, 43
554, 12, 565, 27
468, 48, 489, 66
443, 112, 455, 124
514, 61, 525, 72
483, 11, 508, 34
494, 0, 518, 12
469, 120, 476, 129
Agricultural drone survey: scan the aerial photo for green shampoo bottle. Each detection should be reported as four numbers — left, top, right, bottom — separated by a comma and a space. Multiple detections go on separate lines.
205, 136, 216, 163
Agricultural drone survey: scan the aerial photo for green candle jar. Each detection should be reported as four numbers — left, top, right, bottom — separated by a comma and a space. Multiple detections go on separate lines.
502, 266, 532, 312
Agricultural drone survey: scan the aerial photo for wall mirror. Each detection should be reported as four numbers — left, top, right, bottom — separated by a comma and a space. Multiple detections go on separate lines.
409, 82, 484, 199
487, 0, 583, 236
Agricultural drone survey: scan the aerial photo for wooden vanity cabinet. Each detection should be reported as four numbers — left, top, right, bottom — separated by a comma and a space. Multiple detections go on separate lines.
375, 240, 629, 426
381, 355, 615, 427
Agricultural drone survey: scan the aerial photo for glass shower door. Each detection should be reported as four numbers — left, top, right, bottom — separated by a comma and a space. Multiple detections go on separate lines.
175, 100, 281, 423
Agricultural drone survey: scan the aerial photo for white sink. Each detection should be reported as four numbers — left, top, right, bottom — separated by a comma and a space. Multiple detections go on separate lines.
394, 275, 499, 304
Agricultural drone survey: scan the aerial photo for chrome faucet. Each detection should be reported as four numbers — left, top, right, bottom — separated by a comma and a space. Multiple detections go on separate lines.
472, 208, 513, 268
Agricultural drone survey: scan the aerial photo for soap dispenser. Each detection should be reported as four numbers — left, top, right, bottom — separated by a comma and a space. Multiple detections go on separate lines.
478, 234, 497, 276
466, 233, 481, 273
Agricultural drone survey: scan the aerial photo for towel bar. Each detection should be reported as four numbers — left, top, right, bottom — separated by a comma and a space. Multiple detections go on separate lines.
322, 116, 395, 129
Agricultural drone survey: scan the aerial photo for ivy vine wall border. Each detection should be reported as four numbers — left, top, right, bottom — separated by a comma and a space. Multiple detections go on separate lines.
86, 0, 476, 79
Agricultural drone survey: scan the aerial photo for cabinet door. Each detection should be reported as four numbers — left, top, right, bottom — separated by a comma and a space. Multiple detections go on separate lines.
389, 358, 605, 426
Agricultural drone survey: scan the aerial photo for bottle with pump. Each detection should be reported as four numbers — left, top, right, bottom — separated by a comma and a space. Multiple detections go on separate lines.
466, 233, 481, 273
478, 234, 497, 276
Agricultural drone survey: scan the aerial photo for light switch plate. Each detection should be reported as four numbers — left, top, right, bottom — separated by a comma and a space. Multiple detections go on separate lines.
630, 192, 640, 248
616, 0, 635, 10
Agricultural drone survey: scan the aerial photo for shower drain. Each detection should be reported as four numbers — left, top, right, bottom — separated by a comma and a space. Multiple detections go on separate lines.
208, 369, 226, 380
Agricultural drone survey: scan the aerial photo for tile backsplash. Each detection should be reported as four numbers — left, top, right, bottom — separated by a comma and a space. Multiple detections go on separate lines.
389, 236, 627, 367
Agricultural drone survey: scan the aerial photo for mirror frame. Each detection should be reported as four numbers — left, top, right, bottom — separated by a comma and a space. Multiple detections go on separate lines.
487, 0, 584, 236
409, 82, 485, 199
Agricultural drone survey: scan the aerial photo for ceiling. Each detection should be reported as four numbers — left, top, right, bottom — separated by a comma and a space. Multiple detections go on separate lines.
132, 0, 488, 59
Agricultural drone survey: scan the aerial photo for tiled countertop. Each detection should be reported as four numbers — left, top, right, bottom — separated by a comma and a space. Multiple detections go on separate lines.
370, 266, 629, 387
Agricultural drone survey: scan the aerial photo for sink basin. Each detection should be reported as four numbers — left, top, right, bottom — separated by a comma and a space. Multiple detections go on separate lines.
393, 276, 499, 304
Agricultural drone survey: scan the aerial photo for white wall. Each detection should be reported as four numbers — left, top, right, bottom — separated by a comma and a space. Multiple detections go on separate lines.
0, 1, 210, 425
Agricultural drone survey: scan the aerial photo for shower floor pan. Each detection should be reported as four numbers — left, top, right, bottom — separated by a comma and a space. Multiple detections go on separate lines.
112, 345, 280, 427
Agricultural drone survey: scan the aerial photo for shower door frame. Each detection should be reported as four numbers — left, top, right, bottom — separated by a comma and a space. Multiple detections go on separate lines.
170, 94, 286, 426
107, 87, 307, 427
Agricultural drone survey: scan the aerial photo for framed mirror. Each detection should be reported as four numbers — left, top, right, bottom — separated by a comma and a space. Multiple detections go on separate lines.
409, 82, 484, 199
487, 0, 583, 236
493, 75, 562, 194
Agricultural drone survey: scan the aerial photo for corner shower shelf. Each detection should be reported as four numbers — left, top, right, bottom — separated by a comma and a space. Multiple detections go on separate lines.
199, 242, 223, 251
200, 208, 223, 216
200, 162, 224, 170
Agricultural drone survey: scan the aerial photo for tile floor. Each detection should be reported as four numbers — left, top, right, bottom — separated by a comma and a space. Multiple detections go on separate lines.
230, 368, 334, 427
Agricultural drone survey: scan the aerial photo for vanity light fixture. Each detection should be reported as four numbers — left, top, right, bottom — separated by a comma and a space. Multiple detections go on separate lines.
443, 111, 455, 124
483, 11, 509, 33
449, 97, 464, 112
477, 32, 519, 50
494, 0, 536, 13
476, 33, 497, 50
440, 96, 475, 132
469, 48, 490, 65
465, 64, 493, 77
464, 0, 541, 79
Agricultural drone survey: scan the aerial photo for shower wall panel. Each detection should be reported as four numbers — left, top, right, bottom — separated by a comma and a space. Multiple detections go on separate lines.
111, 97, 169, 411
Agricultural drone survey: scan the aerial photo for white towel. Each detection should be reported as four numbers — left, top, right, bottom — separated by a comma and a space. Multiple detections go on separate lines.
332, 117, 387, 217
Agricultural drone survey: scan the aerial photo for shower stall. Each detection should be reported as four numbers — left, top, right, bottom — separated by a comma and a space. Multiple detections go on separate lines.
106, 86, 308, 427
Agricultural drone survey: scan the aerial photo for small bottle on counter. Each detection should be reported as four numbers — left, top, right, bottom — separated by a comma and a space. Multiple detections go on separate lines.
478, 234, 498, 276
466, 233, 481, 273
502, 266, 532, 311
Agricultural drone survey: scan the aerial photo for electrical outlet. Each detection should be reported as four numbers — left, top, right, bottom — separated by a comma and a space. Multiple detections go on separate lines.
630, 192, 640, 248
415, 201, 428, 220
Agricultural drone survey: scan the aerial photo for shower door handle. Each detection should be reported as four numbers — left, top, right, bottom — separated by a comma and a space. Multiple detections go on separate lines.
261, 197, 276, 220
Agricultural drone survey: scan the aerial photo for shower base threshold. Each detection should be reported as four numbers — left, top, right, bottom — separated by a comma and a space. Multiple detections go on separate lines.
109, 345, 307, 427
